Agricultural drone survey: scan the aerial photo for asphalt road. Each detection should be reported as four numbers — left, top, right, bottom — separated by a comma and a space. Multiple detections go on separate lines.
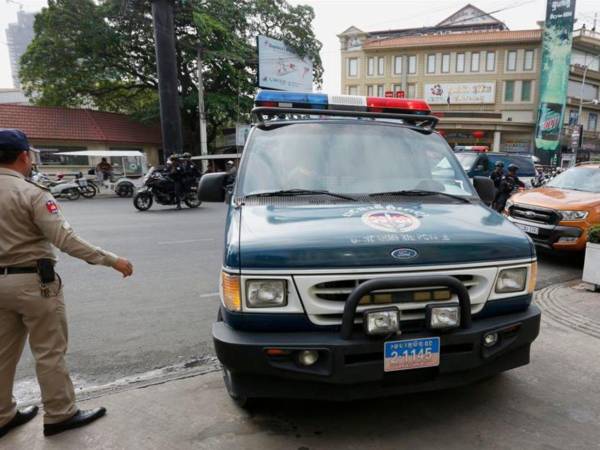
14, 198, 583, 395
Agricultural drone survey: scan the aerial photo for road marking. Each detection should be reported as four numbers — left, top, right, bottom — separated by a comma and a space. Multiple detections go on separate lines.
157, 238, 215, 245
199, 292, 219, 298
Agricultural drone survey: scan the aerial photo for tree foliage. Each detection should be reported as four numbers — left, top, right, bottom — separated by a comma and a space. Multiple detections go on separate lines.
20, 0, 323, 150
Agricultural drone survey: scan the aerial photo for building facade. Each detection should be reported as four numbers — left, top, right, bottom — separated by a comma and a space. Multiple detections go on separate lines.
338, 4, 600, 162
5, 10, 36, 89
0, 104, 162, 174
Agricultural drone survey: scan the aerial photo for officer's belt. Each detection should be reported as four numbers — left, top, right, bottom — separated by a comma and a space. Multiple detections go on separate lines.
0, 267, 38, 275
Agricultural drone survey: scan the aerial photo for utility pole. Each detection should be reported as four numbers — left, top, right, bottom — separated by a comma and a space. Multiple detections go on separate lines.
197, 46, 208, 172
151, 0, 183, 159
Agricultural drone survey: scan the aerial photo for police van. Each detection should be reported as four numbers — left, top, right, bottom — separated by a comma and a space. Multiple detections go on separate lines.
199, 91, 541, 405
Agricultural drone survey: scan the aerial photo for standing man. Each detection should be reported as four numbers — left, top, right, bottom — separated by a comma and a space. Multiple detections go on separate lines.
0, 129, 133, 438
490, 161, 505, 189
494, 164, 525, 212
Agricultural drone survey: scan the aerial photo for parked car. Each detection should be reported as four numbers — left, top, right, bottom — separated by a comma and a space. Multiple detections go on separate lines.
505, 163, 600, 251
455, 152, 537, 187
199, 90, 540, 406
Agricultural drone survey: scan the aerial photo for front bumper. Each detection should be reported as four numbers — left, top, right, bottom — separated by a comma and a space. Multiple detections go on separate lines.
507, 217, 584, 251
214, 305, 541, 401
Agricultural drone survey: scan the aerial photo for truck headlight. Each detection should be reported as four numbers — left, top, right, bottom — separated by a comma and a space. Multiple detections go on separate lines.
246, 280, 287, 308
560, 210, 588, 221
426, 304, 460, 330
495, 267, 528, 293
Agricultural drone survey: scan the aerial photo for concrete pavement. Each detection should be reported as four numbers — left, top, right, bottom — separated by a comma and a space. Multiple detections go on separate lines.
4, 282, 600, 450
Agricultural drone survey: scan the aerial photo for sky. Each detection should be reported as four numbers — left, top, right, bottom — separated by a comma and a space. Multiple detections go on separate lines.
1, 0, 599, 92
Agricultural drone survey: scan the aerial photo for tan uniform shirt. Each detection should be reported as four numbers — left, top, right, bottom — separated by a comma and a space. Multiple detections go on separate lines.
0, 167, 118, 267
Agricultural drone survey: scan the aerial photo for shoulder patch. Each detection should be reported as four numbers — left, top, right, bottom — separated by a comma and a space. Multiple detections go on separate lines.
46, 200, 59, 214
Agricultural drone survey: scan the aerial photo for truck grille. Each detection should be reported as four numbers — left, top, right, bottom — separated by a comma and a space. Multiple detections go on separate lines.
509, 204, 559, 225
294, 268, 497, 326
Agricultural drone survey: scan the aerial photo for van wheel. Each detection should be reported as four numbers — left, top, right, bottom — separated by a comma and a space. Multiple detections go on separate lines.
222, 367, 253, 409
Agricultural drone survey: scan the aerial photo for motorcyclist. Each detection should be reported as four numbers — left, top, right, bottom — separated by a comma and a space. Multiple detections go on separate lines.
494, 164, 525, 212
490, 161, 505, 189
182, 153, 201, 187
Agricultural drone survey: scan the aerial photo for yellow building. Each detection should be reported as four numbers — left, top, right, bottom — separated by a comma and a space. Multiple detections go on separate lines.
338, 4, 600, 161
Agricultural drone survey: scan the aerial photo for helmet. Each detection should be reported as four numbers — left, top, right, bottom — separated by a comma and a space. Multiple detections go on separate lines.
226, 160, 234, 166
183, 152, 191, 159
495, 161, 504, 168
508, 164, 519, 172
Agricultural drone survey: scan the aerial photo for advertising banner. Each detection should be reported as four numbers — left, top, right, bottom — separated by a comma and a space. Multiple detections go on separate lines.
257, 36, 313, 92
534, 0, 577, 151
424, 82, 495, 104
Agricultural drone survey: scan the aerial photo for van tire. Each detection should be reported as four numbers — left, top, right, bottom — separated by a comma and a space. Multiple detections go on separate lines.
222, 367, 254, 409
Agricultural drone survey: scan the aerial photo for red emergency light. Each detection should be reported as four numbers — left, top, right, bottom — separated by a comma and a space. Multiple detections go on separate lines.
366, 97, 431, 114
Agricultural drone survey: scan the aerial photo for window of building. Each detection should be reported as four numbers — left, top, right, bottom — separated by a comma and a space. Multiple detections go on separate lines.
521, 80, 532, 102
485, 51, 496, 71
347, 85, 358, 95
456, 53, 465, 72
367, 85, 374, 96
367, 57, 375, 76
589, 113, 598, 132
394, 56, 402, 75
347, 58, 358, 77
408, 55, 417, 74
470, 52, 480, 72
407, 83, 417, 98
524, 50, 534, 71
377, 85, 385, 97
507, 50, 517, 71
427, 54, 436, 73
504, 80, 515, 102
377, 57, 385, 76
38, 147, 88, 166
568, 109, 579, 126
441, 54, 450, 73
568, 80, 599, 101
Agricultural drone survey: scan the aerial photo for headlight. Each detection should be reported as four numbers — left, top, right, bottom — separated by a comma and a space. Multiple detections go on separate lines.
246, 280, 287, 308
495, 267, 528, 293
560, 210, 588, 221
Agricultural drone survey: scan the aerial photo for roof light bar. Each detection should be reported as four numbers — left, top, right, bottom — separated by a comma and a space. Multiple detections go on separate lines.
254, 89, 433, 116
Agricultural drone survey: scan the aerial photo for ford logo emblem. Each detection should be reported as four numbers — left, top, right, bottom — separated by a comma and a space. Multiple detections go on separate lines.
391, 248, 418, 260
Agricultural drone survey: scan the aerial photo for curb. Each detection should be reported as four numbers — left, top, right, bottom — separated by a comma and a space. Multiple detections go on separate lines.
535, 283, 600, 339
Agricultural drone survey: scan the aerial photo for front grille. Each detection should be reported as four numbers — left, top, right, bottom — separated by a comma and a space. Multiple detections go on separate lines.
311, 275, 477, 304
509, 204, 559, 225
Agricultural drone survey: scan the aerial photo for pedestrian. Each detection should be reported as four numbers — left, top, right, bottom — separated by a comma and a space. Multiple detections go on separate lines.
494, 164, 525, 212
490, 161, 505, 189
0, 129, 134, 438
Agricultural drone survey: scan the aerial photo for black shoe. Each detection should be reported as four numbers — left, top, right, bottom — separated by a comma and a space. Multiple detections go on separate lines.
43, 407, 106, 437
0, 406, 39, 439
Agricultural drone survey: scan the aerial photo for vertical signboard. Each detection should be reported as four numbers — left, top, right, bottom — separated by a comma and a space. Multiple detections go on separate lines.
534, 0, 576, 152
257, 36, 313, 92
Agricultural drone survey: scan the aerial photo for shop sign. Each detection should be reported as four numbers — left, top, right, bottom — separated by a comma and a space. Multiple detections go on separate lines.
424, 82, 495, 104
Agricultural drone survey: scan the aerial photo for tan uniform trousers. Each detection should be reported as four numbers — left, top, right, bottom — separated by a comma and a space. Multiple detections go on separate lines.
0, 273, 77, 426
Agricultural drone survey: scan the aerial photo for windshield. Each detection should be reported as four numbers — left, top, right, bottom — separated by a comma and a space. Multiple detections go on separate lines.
454, 153, 478, 171
546, 167, 600, 193
238, 122, 475, 197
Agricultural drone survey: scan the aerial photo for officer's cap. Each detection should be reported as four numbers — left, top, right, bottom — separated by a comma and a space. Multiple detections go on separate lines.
0, 129, 31, 153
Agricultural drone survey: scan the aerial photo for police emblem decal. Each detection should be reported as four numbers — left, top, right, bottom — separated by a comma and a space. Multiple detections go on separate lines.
362, 210, 421, 233
46, 200, 59, 214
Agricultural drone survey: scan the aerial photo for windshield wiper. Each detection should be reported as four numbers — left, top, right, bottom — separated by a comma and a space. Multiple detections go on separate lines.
368, 189, 472, 204
244, 189, 356, 201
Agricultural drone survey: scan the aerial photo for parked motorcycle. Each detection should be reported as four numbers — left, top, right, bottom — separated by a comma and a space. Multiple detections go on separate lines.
31, 172, 90, 201
132, 167, 201, 211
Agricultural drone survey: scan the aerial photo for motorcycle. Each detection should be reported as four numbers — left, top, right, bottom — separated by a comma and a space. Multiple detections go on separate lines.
133, 167, 201, 211
31, 172, 92, 201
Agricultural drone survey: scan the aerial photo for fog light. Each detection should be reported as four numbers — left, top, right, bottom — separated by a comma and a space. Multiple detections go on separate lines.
483, 332, 499, 348
427, 304, 460, 330
363, 308, 400, 336
297, 350, 319, 366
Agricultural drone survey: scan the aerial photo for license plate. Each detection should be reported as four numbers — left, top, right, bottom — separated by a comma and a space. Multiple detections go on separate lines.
515, 223, 539, 235
384, 337, 440, 372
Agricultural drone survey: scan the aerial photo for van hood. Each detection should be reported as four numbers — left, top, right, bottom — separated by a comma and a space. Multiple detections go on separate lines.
512, 187, 600, 209
237, 201, 533, 269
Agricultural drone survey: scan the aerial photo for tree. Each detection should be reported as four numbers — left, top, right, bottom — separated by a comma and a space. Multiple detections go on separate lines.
20, 0, 323, 151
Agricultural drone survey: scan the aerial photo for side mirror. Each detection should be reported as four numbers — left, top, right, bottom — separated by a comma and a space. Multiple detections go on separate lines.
199, 172, 228, 202
473, 176, 496, 205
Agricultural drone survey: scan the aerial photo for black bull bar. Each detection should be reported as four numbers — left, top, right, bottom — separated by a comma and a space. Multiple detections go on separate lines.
341, 276, 472, 340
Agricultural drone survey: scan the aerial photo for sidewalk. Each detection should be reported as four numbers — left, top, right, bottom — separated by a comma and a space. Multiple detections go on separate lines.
3, 281, 599, 450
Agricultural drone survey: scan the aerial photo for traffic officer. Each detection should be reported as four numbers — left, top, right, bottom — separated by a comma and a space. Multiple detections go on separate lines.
0, 129, 133, 438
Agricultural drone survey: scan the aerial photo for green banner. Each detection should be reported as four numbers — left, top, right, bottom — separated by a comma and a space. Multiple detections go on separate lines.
534, 0, 576, 151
